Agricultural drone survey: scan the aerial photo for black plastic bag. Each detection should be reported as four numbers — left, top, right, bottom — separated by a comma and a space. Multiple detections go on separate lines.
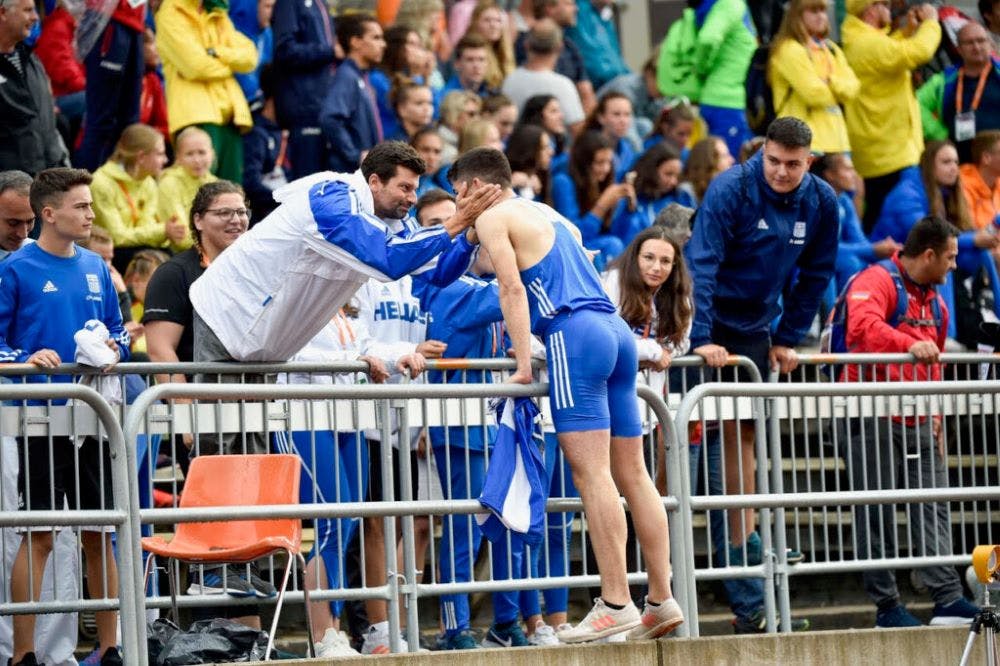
151, 618, 268, 665
147, 618, 181, 662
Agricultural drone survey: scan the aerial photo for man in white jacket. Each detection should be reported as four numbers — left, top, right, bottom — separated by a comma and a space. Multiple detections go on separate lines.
189, 141, 500, 364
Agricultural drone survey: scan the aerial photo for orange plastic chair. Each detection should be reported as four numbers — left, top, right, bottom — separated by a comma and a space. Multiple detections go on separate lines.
141, 454, 314, 660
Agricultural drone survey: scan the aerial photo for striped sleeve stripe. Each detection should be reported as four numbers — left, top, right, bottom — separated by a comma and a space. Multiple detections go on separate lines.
0, 349, 23, 362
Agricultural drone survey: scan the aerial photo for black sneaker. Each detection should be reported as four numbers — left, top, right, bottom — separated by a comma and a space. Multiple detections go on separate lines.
8, 654, 40, 666
733, 609, 811, 634
248, 562, 277, 599
99, 647, 123, 666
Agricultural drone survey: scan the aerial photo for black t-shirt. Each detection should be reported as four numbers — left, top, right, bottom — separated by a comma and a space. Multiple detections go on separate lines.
141, 248, 204, 362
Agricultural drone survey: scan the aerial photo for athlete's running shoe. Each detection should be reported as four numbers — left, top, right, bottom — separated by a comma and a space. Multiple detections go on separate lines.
627, 597, 684, 640
556, 598, 641, 643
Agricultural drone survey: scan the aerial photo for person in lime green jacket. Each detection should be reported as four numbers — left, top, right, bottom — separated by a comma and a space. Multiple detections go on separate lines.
91, 123, 188, 271
692, 0, 758, 158
156, 0, 257, 183
841, 0, 940, 232
768, 0, 859, 154
158, 127, 218, 252
916, 21, 1000, 165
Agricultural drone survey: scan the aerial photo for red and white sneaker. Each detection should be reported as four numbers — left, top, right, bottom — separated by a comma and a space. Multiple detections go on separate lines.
627, 596, 684, 640
556, 598, 641, 643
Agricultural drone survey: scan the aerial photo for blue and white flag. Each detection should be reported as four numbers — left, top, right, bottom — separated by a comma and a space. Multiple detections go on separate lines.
477, 397, 548, 546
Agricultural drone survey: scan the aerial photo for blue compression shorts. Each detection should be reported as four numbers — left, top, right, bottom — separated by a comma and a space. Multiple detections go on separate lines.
544, 308, 642, 437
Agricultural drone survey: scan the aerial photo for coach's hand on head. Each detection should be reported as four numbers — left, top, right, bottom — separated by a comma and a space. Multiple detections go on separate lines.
450, 179, 503, 238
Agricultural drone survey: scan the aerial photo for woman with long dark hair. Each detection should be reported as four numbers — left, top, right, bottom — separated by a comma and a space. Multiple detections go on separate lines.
506, 124, 554, 203
371, 25, 436, 139
612, 143, 696, 246
520, 94, 568, 168
874, 140, 1000, 341
551, 130, 633, 268
604, 225, 693, 381
584, 91, 637, 181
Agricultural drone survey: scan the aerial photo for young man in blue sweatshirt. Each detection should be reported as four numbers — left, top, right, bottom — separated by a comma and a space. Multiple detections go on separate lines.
0, 168, 130, 666
684, 117, 837, 633
319, 13, 385, 173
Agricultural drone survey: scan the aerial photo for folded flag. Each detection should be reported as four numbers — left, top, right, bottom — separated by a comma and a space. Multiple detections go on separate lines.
477, 397, 548, 546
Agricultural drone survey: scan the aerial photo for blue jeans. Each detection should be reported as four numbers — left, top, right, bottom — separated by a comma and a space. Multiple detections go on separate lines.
690, 427, 765, 621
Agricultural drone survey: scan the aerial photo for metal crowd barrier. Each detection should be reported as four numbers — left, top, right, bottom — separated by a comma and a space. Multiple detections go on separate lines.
0, 354, 764, 659
673, 378, 1000, 638
5, 353, 998, 658
0, 384, 144, 664
122, 379, 687, 651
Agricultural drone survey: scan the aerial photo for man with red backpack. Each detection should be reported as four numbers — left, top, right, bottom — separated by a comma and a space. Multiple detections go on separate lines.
839, 215, 979, 629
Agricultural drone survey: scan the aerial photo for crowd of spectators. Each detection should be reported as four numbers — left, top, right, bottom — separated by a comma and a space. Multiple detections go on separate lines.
3, 0, 1000, 660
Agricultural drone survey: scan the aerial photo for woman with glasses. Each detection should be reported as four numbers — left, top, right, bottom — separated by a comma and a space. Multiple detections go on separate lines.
768, 0, 859, 155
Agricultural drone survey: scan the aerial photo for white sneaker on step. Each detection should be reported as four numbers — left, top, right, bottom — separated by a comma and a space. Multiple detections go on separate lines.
556, 598, 641, 644
527, 620, 560, 646
314, 628, 359, 658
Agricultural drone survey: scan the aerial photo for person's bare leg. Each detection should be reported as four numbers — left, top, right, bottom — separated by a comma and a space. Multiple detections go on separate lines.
412, 516, 430, 586
11, 531, 54, 661
610, 436, 672, 602
546, 611, 568, 627
722, 420, 757, 545
363, 516, 388, 624
80, 531, 119, 657
653, 427, 667, 496
304, 557, 337, 642
558, 429, 629, 605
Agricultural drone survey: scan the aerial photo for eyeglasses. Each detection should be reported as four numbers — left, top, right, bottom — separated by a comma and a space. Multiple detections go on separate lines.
205, 207, 251, 221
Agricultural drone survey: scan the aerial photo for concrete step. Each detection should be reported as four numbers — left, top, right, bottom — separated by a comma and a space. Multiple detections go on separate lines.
257, 626, 985, 665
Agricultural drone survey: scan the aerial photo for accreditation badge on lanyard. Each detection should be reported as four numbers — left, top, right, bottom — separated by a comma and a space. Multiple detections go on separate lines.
956, 67, 990, 142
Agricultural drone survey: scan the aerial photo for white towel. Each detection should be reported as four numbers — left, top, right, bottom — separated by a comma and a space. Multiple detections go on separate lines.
74, 320, 122, 406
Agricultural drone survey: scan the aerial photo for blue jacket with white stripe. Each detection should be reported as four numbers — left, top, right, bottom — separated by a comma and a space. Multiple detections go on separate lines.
685, 151, 838, 348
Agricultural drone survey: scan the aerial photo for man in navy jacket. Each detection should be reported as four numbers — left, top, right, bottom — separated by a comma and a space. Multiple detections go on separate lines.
271, 0, 337, 179
319, 13, 384, 173
684, 116, 837, 632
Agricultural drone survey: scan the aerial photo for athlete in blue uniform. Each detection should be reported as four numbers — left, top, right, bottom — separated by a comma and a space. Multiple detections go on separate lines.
448, 148, 684, 643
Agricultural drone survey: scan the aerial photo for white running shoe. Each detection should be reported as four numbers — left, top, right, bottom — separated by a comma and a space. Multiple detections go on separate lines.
313, 628, 359, 658
527, 620, 560, 646
361, 621, 410, 655
627, 597, 684, 640
556, 598, 641, 644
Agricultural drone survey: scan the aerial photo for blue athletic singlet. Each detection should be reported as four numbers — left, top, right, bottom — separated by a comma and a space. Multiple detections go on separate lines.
516, 206, 641, 436
519, 216, 616, 337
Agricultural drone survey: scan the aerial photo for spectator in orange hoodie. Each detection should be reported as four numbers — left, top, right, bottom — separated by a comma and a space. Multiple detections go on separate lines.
959, 130, 1000, 230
